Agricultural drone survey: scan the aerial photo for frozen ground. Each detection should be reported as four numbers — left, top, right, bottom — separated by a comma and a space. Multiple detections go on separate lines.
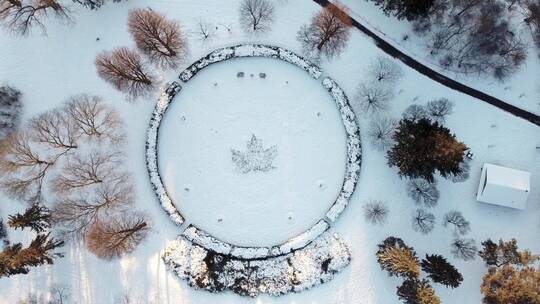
159, 57, 346, 247
0, 0, 539, 303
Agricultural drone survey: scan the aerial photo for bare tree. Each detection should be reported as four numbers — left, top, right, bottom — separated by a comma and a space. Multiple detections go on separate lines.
48, 284, 70, 304
355, 82, 393, 114
429, 1, 527, 79
451, 238, 477, 261
52, 175, 134, 236
64, 94, 124, 145
363, 200, 389, 225
196, 19, 215, 41
0, 131, 58, 204
52, 150, 124, 194
412, 209, 435, 234
28, 109, 79, 153
402, 104, 428, 122
443, 211, 471, 235
368, 116, 396, 151
368, 55, 403, 84
86, 212, 149, 260
0, 0, 71, 35
297, 3, 352, 58
239, 0, 274, 33
524, 0, 540, 47
426, 98, 454, 123
95, 47, 156, 99
407, 178, 439, 208
128, 8, 187, 69
0, 85, 23, 141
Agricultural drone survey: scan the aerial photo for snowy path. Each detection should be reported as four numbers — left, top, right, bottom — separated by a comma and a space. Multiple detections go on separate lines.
314, 0, 540, 127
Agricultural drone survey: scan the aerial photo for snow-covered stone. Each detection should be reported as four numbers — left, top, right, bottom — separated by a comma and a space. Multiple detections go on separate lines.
145, 81, 185, 226
179, 44, 322, 82
322, 77, 362, 223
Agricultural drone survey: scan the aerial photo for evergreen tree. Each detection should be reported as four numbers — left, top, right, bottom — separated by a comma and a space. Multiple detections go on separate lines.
370, 0, 435, 21
397, 278, 441, 304
421, 254, 463, 288
377, 237, 420, 278
8, 205, 51, 233
0, 218, 7, 241
387, 118, 467, 182
481, 265, 540, 304
0, 233, 63, 277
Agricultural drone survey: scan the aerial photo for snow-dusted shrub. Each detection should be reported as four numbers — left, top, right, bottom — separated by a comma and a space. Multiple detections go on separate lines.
407, 178, 440, 208
354, 82, 393, 114
363, 200, 389, 225
412, 209, 435, 234
0, 85, 23, 141
451, 238, 477, 261
162, 232, 351, 297
367, 116, 396, 151
368, 55, 403, 84
426, 98, 454, 123
402, 104, 428, 122
449, 159, 470, 183
443, 211, 471, 235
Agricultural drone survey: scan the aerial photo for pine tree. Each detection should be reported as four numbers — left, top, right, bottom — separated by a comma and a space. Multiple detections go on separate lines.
481, 265, 540, 304
387, 118, 467, 182
0, 233, 63, 277
397, 278, 441, 304
0, 218, 7, 241
421, 254, 463, 288
377, 237, 420, 278
479, 239, 521, 267
8, 205, 51, 233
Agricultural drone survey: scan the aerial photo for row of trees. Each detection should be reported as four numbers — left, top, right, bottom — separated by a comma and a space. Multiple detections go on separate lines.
0, 95, 150, 277
377, 236, 540, 303
96, 8, 187, 99
376, 236, 463, 303
479, 238, 540, 304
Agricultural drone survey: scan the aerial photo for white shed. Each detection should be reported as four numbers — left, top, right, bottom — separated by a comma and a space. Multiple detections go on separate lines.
476, 163, 531, 210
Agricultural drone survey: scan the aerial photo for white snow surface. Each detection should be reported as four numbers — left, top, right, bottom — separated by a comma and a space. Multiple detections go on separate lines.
0, 0, 539, 303
158, 57, 347, 247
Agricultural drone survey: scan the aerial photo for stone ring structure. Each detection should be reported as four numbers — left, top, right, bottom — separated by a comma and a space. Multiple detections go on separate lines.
146, 44, 361, 260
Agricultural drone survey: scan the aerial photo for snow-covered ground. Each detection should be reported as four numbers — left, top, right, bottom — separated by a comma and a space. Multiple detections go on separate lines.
0, 0, 539, 303
159, 57, 346, 247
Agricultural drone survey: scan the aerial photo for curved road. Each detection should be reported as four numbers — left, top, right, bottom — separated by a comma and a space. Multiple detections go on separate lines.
312, 0, 540, 127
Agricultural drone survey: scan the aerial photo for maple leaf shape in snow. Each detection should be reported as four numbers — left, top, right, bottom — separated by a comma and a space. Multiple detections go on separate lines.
231, 134, 277, 174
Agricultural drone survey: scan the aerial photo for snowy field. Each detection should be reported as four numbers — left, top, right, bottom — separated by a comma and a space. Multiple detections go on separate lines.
159, 57, 347, 247
0, 0, 539, 303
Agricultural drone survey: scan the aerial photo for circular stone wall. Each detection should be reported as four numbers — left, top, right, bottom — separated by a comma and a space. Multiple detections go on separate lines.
147, 44, 361, 259
158, 57, 347, 247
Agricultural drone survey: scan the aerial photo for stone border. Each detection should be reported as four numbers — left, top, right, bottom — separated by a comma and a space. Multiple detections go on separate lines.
146, 44, 361, 259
